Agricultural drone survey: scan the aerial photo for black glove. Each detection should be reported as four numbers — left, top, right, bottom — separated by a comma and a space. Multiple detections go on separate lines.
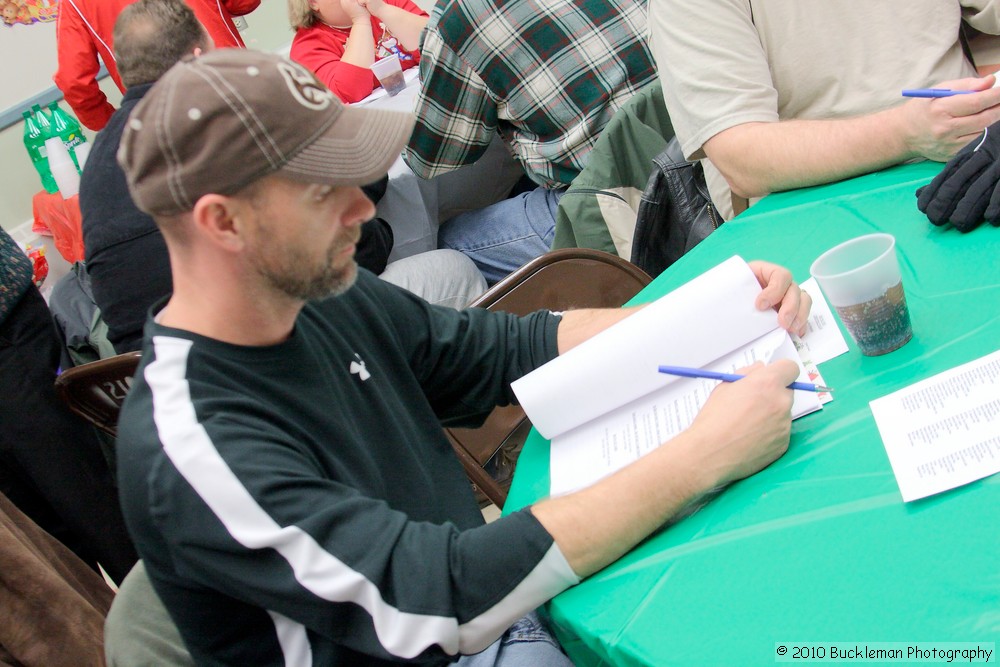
916, 121, 1000, 232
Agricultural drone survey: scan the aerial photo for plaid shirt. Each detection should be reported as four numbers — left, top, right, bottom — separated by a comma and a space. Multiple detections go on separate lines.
404, 0, 656, 189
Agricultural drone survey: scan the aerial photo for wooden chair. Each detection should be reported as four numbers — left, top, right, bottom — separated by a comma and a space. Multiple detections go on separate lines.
54, 352, 142, 438
445, 248, 652, 509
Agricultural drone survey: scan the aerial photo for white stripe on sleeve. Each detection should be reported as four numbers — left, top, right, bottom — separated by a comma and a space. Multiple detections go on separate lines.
145, 334, 577, 660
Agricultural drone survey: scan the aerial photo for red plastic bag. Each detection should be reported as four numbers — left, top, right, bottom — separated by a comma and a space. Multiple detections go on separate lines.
31, 216, 52, 237
31, 191, 85, 263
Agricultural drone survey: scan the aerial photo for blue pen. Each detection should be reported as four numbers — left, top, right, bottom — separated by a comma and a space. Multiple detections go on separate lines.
657, 365, 832, 393
901, 88, 974, 98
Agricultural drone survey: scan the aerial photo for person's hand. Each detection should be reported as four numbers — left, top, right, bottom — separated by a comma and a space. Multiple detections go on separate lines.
916, 118, 1000, 231
679, 360, 797, 488
340, 0, 369, 23
748, 261, 811, 336
899, 76, 1000, 163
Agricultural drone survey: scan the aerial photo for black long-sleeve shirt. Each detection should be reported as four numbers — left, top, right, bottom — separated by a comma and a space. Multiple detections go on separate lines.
117, 271, 577, 665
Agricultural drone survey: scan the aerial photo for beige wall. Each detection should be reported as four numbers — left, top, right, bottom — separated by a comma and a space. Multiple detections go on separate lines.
0, 0, 293, 232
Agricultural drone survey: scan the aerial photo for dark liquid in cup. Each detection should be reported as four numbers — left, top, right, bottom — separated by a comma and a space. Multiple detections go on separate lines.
834, 281, 912, 356
380, 71, 406, 96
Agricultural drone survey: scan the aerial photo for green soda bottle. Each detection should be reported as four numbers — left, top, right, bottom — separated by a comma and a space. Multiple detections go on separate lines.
22, 110, 59, 194
48, 101, 87, 172
31, 103, 54, 139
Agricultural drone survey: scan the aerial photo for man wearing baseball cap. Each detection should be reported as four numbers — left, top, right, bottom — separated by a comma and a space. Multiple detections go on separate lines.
114, 48, 809, 664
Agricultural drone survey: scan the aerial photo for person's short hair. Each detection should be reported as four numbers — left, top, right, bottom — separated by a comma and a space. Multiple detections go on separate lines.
118, 49, 414, 217
287, 0, 318, 31
114, 0, 210, 89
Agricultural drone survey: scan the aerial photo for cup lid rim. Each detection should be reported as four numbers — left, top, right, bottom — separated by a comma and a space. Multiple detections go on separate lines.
810, 232, 896, 280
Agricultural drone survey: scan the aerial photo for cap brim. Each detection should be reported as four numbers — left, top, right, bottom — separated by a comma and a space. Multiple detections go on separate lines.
279, 106, 415, 187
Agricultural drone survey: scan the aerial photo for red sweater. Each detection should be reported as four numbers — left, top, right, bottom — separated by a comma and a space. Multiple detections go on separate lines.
289, 0, 425, 104
54, 0, 260, 131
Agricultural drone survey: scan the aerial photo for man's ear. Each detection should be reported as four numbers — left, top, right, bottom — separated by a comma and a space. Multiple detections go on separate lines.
190, 194, 250, 254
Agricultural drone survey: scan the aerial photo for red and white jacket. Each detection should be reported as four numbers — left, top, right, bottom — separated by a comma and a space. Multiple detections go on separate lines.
54, 0, 260, 131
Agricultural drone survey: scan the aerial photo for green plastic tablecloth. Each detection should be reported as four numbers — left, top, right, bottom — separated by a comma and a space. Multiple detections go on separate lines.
504, 162, 1000, 666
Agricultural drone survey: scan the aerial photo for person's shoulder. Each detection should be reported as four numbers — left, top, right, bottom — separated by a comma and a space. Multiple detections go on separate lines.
80, 87, 155, 219
290, 24, 335, 56
310, 269, 387, 307
92, 85, 150, 147
294, 22, 334, 41
291, 23, 324, 44
426, 0, 466, 28
305, 269, 412, 322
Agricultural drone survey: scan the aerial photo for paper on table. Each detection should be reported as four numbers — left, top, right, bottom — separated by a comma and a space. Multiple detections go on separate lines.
549, 328, 819, 495
870, 349, 1000, 502
796, 277, 849, 365
352, 68, 420, 107
791, 341, 834, 406
511, 256, 821, 496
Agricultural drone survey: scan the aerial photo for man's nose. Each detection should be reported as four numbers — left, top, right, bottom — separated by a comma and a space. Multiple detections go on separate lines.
347, 187, 377, 227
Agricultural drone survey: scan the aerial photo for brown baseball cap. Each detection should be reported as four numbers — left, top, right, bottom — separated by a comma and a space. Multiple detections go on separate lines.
118, 49, 415, 216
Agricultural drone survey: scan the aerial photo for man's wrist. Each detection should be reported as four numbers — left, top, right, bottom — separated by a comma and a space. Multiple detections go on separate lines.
880, 103, 927, 163
661, 427, 724, 496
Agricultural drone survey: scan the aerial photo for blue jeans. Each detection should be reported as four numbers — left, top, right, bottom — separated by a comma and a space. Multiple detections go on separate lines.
438, 186, 563, 285
457, 611, 573, 666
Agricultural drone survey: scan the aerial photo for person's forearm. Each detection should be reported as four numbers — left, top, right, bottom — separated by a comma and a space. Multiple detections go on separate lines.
370, 6, 427, 51
530, 359, 796, 577
340, 19, 376, 67
556, 306, 642, 354
704, 109, 913, 199
59, 78, 115, 131
530, 429, 709, 577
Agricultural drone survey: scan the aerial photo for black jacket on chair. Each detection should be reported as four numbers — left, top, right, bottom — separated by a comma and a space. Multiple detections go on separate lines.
630, 137, 723, 278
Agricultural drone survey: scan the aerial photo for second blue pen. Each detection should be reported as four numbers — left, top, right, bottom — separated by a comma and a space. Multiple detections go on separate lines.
901, 88, 974, 98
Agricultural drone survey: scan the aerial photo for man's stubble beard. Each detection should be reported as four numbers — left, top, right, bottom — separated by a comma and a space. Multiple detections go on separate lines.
251, 235, 359, 302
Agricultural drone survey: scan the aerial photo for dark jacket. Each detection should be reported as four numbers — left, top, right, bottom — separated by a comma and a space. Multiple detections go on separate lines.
80, 83, 171, 354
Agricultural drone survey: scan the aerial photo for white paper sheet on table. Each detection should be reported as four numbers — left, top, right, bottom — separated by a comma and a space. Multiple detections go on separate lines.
352, 68, 421, 108
511, 256, 823, 496
797, 277, 850, 365
870, 349, 1000, 502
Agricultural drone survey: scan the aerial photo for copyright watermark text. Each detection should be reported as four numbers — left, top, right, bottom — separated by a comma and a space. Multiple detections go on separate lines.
775, 643, 994, 663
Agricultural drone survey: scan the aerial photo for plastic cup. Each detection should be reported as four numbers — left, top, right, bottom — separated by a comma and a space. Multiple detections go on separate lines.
810, 233, 912, 356
73, 142, 92, 172
45, 137, 80, 198
371, 55, 406, 97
